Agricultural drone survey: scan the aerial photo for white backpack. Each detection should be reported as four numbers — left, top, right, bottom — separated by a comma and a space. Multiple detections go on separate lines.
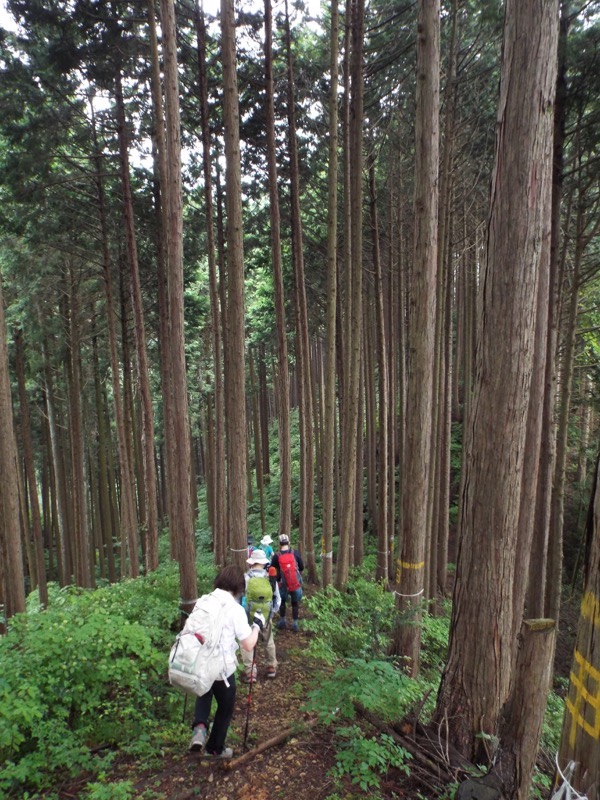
168, 591, 230, 696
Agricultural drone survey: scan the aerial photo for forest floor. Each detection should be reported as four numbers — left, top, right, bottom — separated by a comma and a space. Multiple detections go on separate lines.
41, 591, 580, 800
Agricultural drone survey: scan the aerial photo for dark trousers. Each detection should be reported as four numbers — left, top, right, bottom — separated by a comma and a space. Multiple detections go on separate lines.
279, 587, 302, 621
193, 672, 236, 755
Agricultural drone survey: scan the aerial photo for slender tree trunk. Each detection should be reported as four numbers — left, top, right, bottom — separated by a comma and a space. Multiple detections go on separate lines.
258, 347, 271, 482
336, 0, 365, 589
114, 71, 159, 573
66, 264, 92, 588
392, 0, 440, 673
284, 1, 316, 580
14, 330, 48, 607
89, 98, 139, 581
0, 277, 26, 618
264, 0, 292, 541
147, 0, 176, 553
160, 0, 197, 609
321, 0, 339, 587
195, 0, 227, 560
369, 158, 389, 583
221, 0, 248, 568
249, 350, 266, 534
42, 343, 69, 585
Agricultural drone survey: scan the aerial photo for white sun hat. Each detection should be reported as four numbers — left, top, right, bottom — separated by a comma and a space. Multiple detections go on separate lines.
260, 534, 273, 546
247, 549, 270, 565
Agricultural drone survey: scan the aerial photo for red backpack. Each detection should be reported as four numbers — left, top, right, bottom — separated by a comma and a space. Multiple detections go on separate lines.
278, 551, 301, 591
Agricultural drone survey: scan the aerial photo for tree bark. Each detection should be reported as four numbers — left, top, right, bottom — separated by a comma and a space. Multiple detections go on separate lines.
392, 0, 440, 672
0, 277, 26, 618
160, 0, 197, 609
14, 329, 48, 607
195, 0, 227, 560
263, 0, 292, 542
433, 0, 559, 761
221, 0, 248, 568
487, 620, 556, 800
114, 70, 159, 574
284, 0, 316, 581
66, 263, 92, 588
336, 0, 365, 589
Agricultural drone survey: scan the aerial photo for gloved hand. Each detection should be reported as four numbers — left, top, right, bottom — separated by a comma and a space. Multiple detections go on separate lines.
253, 611, 265, 631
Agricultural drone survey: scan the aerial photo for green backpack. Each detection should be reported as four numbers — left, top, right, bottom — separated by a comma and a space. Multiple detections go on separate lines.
245, 575, 273, 625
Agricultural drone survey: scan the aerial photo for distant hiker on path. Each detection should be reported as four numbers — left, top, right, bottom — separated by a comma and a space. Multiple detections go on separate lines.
258, 534, 275, 561
189, 565, 263, 760
272, 534, 304, 632
241, 549, 280, 682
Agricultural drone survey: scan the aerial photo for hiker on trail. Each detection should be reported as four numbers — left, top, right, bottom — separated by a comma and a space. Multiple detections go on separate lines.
272, 534, 304, 632
189, 565, 264, 760
241, 549, 280, 682
258, 534, 275, 561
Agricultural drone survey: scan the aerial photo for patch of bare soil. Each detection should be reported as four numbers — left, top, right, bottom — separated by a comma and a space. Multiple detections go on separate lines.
135, 625, 343, 800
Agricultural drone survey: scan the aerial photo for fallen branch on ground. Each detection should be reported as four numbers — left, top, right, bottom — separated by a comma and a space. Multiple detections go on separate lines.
224, 717, 320, 769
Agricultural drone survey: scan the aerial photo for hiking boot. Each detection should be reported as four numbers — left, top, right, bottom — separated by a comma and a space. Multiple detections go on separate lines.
241, 668, 257, 683
201, 747, 233, 760
277, 618, 287, 630
291, 620, 299, 632
266, 665, 277, 679
189, 724, 207, 752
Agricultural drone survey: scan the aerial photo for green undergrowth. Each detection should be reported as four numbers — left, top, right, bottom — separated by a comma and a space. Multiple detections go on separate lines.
301, 565, 448, 796
301, 566, 565, 799
0, 561, 215, 799
1, 550, 567, 800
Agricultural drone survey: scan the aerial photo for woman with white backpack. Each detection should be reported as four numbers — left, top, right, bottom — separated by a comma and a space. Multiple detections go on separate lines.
188, 565, 264, 759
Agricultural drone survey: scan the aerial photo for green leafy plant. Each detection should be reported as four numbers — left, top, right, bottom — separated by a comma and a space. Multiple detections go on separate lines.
303, 658, 428, 725
0, 563, 189, 796
304, 577, 396, 662
330, 724, 411, 792
84, 780, 135, 800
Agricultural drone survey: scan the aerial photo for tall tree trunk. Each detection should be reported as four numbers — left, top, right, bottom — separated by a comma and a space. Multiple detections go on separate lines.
89, 97, 139, 581
195, 0, 227, 561
14, 330, 48, 607
42, 342, 70, 585
221, 0, 248, 568
433, 0, 559, 761
114, 71, 159, 574
321, 0, 339, 588
392, 0, 440, 673
284, 1, 316, 581
66, 264, 92, 588
264, 0, 292, 541
160, 0, 198, 609
526, 2, 570, 617
369, 158, 389, 583
249, 350, 266, 534
147, 0, 176, 554
336, 0, 365, 589
0, 276, 26, 618
92, 325, 117, 584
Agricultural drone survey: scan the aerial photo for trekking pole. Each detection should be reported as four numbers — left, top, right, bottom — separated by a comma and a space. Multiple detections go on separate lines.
242, 646, 257, 751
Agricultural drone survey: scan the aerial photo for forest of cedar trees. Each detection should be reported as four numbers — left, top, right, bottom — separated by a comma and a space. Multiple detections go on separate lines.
1, 0, 600, 797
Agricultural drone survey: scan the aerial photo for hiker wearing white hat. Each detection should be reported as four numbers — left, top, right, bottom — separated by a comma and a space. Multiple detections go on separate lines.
259, 534, 274, 561
240, 549, 281, 681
